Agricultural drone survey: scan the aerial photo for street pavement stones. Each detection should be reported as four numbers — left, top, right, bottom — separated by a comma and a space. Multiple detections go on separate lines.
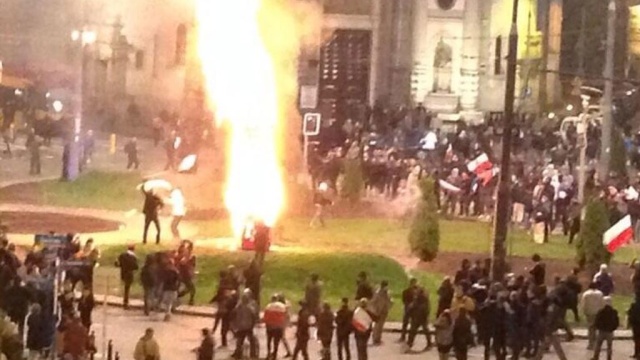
94, 306, 636, 360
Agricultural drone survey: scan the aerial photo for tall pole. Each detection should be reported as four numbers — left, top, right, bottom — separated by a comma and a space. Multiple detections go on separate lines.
600, 0, 616, 181
539, 0, 549, 110
577, 8, 586, 76
491, 0, 519, 282
576, 9, 587, 205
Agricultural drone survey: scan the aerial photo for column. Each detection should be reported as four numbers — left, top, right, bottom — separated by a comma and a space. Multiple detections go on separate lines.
368, 0, 381, 105
460, 0, 481, 112
389, 0, 415, 105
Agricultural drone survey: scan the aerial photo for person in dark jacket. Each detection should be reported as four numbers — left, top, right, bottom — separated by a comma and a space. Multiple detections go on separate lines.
628, 296, 640, 359
565, 268, 582, 322
196, 328, 215, 360
317, 302, 335, 360
292, 301, 311, 360
116, 245, 139, 309
335, 298, 353, 360
26, 303, 46, 358
77, 289, 95, 330
124, 137, 139, 170
231, 293, 259, 360
592, 297, 619, 360
244, 259, 262, 308
529, 254, 546, 286
594, 264, 615, 296
140, 254, 158, 315
355, 272, 374, 301
453, 307, 473, 360
160, 261, 181, 321
141, 187, 163, 245
399, 278, 418, 341
177, 241, 197, 306
406, 288, 432, 351
436, 277, 454, 317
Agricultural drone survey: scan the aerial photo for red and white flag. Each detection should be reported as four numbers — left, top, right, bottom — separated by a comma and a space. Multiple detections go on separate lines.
467, 153, 492, 174
603, 215, 633, 253
352, 307, 372, 333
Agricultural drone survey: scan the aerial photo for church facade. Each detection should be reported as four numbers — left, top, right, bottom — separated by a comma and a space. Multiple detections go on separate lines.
301, 0, 561, 125
0, 0, 561, 123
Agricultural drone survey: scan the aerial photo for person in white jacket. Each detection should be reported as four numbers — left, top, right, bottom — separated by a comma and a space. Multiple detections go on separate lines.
580, 282, 605, 350
169, 188, 186, 240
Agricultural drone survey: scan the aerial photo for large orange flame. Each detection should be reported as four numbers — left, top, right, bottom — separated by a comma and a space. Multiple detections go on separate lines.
195, 0, 283, 236
195, 0, 316, 236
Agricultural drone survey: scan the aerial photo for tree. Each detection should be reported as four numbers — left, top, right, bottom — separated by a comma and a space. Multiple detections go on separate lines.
609, 128, 627, 178
340, 158, 364, 203
576, 198, 611, 272
409, 177, 440, 262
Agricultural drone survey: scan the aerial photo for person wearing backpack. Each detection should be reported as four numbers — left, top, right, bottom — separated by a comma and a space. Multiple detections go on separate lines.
592, 297, 619, 360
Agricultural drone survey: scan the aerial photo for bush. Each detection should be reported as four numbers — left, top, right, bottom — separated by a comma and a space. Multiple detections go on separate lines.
576, 198, 611, 272
409, 177, 440, 262
340, 158, 364, 203
610, 129, 627, 178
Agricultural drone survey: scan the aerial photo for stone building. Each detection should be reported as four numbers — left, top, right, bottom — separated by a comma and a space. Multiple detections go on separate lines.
0, 0, 562, 125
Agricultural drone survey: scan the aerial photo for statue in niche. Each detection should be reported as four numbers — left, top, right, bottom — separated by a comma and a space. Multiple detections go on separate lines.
432, 37, 453, 93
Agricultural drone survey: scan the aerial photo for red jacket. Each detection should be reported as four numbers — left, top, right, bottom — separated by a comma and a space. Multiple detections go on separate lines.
63, 321, 89, 357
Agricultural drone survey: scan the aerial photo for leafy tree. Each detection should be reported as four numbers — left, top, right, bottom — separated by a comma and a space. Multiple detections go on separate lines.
340, 158, 364, 203
576, 198, 611, 272
409, 177, 440, 262
609, 128, 628, 178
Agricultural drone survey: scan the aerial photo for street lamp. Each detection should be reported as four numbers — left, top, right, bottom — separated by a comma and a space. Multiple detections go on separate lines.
64, 28, 96, 181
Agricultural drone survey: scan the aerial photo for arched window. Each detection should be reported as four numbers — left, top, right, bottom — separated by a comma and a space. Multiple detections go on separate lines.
175, 24, 187, 65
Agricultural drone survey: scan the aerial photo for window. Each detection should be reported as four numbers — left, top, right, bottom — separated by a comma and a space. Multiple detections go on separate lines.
175, 24, 187, 65
135, 50, 145, 69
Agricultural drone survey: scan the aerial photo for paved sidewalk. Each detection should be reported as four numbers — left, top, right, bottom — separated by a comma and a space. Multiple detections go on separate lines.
97, 294, 634, 339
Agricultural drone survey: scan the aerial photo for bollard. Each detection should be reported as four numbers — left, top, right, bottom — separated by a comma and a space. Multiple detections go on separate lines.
107, 339, 113, 360
110, 133, 116, 154
115, 352, 120, 360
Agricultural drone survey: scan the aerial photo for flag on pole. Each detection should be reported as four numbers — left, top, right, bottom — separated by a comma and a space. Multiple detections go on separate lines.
603, 215, 633, 253
467, 153, 492, 174
439, 179, 461, 193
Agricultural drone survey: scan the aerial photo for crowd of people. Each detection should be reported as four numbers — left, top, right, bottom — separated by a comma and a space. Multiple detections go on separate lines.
0, 232, 102, 359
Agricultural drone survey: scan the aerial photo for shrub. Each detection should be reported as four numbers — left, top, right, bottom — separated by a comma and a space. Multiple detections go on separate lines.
409, 177, 440, 262
341, 158, 364, 203
576, 198, 611, 272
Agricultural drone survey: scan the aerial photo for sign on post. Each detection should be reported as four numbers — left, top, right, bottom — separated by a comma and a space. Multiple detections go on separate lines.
303, 113, 321, 136
35, 234, 68, 265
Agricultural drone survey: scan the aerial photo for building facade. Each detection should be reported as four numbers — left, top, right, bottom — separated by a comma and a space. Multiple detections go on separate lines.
0, 0, 562, 124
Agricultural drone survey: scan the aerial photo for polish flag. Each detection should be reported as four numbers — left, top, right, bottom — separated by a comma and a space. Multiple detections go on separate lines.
352, 307, 373, 333
263, 302, 287, 328
603, 215, 634, 253
467, 153, 492, 174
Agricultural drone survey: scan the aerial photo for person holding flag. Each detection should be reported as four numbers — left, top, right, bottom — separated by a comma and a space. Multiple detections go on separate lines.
352, 298, 376, 360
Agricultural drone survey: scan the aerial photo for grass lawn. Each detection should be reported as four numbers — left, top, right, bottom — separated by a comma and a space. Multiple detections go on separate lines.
5, 170, 636, 264
95, 245, 444, 321
192, 218, 638, 264
0, 171, 142, 211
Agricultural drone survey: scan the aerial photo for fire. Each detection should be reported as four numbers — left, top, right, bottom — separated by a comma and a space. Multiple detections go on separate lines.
195, 0, 313, 236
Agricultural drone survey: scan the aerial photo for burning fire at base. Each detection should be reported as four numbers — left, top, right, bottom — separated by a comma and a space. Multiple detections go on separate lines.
195, 0, 321, 240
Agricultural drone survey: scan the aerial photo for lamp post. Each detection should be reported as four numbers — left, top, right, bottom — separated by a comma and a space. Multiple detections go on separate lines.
491, 0, 519, 282
65, 27, 96, 181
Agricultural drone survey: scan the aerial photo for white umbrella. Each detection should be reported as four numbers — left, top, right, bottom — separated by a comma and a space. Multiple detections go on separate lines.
139, 179, 172, 193
178, 154, 198, 173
